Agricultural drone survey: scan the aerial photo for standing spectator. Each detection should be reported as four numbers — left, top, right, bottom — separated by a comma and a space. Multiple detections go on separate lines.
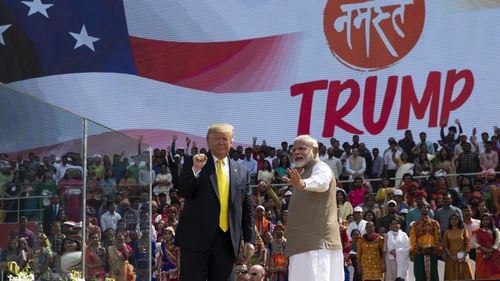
257, 160, 274, 184
265, 147, 279, 170
409, 203, 441, 281
10, 216, 36, 248
100, 201, 121, 232
323, 147, 343, 181
406, 192, 434, 233
356, 221, 384, 281
358, 143, 373, 178
347, 207, 367, 241
153, 165, 173, 198
383, 140, 401, 180
377, 200, 405, 231
393, 152, 414, 189
370, 148, 384, 180
435, 193, 463, 235
479, 141, 498, 171
454, 132, 477, 157
255, 205, 272, 237
462, 205, 480, 243
375, 176, 395, 209
414, 151, 433, 177
434, 148, 457, 187
398, 130, 416, 162
416, 131, 435, 155
443, 213, 473, 280
470, 129, 490, 154
241, 147, 258, 185
439, 118, 463, 152
4, 171, 24, 222
42, 194, 63, 234
349, 229, 361, 281
472, 213, 500, 279
456, 143, 480, 174
345, 148, 366, 179
268, 224, 288, 281
274, 155, 291, 181
384, 219, 410, 281
337, 188, 353, 221
330, 138, 344, 158
85, 232, 106, 280
348, 177, 368, 208
108, 232, 134, 281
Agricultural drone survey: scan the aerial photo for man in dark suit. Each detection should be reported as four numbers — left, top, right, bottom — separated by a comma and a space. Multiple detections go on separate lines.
42, 194, 62, 234
176, 123, 255, 281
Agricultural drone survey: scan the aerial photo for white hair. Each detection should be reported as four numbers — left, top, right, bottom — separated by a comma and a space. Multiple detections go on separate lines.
206, 123, 234, 140
293, 135, 319, 148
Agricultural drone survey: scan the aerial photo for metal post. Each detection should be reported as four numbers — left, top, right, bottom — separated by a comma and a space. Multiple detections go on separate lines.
81, 118, 88, 278
148, 144, 153, 281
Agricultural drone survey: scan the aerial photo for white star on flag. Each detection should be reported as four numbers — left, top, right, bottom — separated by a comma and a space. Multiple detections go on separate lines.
69, 25, 100, 52
22, 0, 54, 18
0, 24, 12, 46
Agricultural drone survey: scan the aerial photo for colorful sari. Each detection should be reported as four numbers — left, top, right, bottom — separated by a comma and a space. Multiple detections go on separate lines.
85, 246, 106, 280
473, 228, 500, 279
157, 242, 178, 281
108, 245, 135, 281
268, 238, 288, 281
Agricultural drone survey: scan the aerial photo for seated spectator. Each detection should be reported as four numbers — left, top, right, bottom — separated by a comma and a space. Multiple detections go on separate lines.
10, 216, 36, 248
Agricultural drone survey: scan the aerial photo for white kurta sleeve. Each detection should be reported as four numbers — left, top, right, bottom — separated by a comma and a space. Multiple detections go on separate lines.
303, 162, 334, 193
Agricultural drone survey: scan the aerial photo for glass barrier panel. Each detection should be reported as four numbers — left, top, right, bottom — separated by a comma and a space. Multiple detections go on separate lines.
85, 120, 152, 280
0, 83, 85, 280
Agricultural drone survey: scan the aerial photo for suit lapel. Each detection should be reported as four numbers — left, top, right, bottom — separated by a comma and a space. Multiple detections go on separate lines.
207, 153, 220, 201
229, 159, 237, 206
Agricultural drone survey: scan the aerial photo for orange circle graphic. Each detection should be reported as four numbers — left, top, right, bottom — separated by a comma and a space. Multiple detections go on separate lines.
324, 0, 425, 71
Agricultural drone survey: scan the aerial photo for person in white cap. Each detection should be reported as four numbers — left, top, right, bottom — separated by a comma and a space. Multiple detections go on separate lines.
347, 206, 367, 241
376, 200, 405, 231
393, 189, 409, 213
282, 135, 343, 281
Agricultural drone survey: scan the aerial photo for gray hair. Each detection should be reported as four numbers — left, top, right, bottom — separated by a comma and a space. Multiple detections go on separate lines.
293, 135, 319, 148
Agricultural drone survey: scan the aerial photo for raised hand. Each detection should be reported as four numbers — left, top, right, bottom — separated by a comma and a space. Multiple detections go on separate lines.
282, 168, 305, 189
192, 154, 208, 173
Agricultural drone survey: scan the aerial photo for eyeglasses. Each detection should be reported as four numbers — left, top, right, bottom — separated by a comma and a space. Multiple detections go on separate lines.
235, 270, 248, 275
249, 272, 259, 276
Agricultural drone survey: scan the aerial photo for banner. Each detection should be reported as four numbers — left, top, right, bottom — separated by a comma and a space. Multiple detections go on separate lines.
1, 0, 499, 152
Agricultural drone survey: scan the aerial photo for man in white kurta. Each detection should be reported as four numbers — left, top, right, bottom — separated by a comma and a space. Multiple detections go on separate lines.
283, 135, 344, 281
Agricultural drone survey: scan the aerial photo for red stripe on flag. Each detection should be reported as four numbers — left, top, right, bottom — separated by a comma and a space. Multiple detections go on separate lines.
130, 34, 300, 93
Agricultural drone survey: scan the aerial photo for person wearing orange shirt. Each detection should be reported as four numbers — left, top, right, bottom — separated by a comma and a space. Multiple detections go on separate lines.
409, 203, 441, 281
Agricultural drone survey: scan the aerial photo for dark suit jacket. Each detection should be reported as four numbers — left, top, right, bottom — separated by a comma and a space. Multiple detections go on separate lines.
42, 203, 62, 234
175, 152, 254, 257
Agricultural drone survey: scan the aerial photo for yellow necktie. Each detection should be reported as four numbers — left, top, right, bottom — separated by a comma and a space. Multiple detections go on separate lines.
217, 159, 229, 232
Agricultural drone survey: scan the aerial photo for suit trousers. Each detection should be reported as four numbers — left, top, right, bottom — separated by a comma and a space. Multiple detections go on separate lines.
180, 227, 236, 281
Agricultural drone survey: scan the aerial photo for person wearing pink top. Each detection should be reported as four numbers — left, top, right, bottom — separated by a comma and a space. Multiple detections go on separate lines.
348, 177, 368, 208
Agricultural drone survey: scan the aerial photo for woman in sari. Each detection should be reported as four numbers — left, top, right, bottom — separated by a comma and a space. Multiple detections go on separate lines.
157, 226, 179, 281
384, 219, 409, 281
108, 232, 135, 281
472, 213, 500, 279
29, 234, 53, 281
443, 213, 473, 280
357, 221, 385, 281
393, 152, 414, 189
85, 232, 106, 280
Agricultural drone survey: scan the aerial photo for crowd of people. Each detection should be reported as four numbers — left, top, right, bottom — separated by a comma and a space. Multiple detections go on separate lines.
0, 119, 499, 281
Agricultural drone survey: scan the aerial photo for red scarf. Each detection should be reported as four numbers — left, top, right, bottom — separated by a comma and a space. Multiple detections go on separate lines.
363, 233, 380, 242
474, 228, 500, 275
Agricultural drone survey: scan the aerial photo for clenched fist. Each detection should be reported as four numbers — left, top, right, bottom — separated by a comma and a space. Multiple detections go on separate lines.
193, 154, 208, 173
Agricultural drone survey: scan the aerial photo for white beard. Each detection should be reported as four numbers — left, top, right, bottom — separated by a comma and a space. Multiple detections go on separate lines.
294, 152, 315, 168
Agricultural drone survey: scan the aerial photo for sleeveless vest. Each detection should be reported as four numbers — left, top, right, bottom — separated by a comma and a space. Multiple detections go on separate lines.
284, 158, 342, 257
